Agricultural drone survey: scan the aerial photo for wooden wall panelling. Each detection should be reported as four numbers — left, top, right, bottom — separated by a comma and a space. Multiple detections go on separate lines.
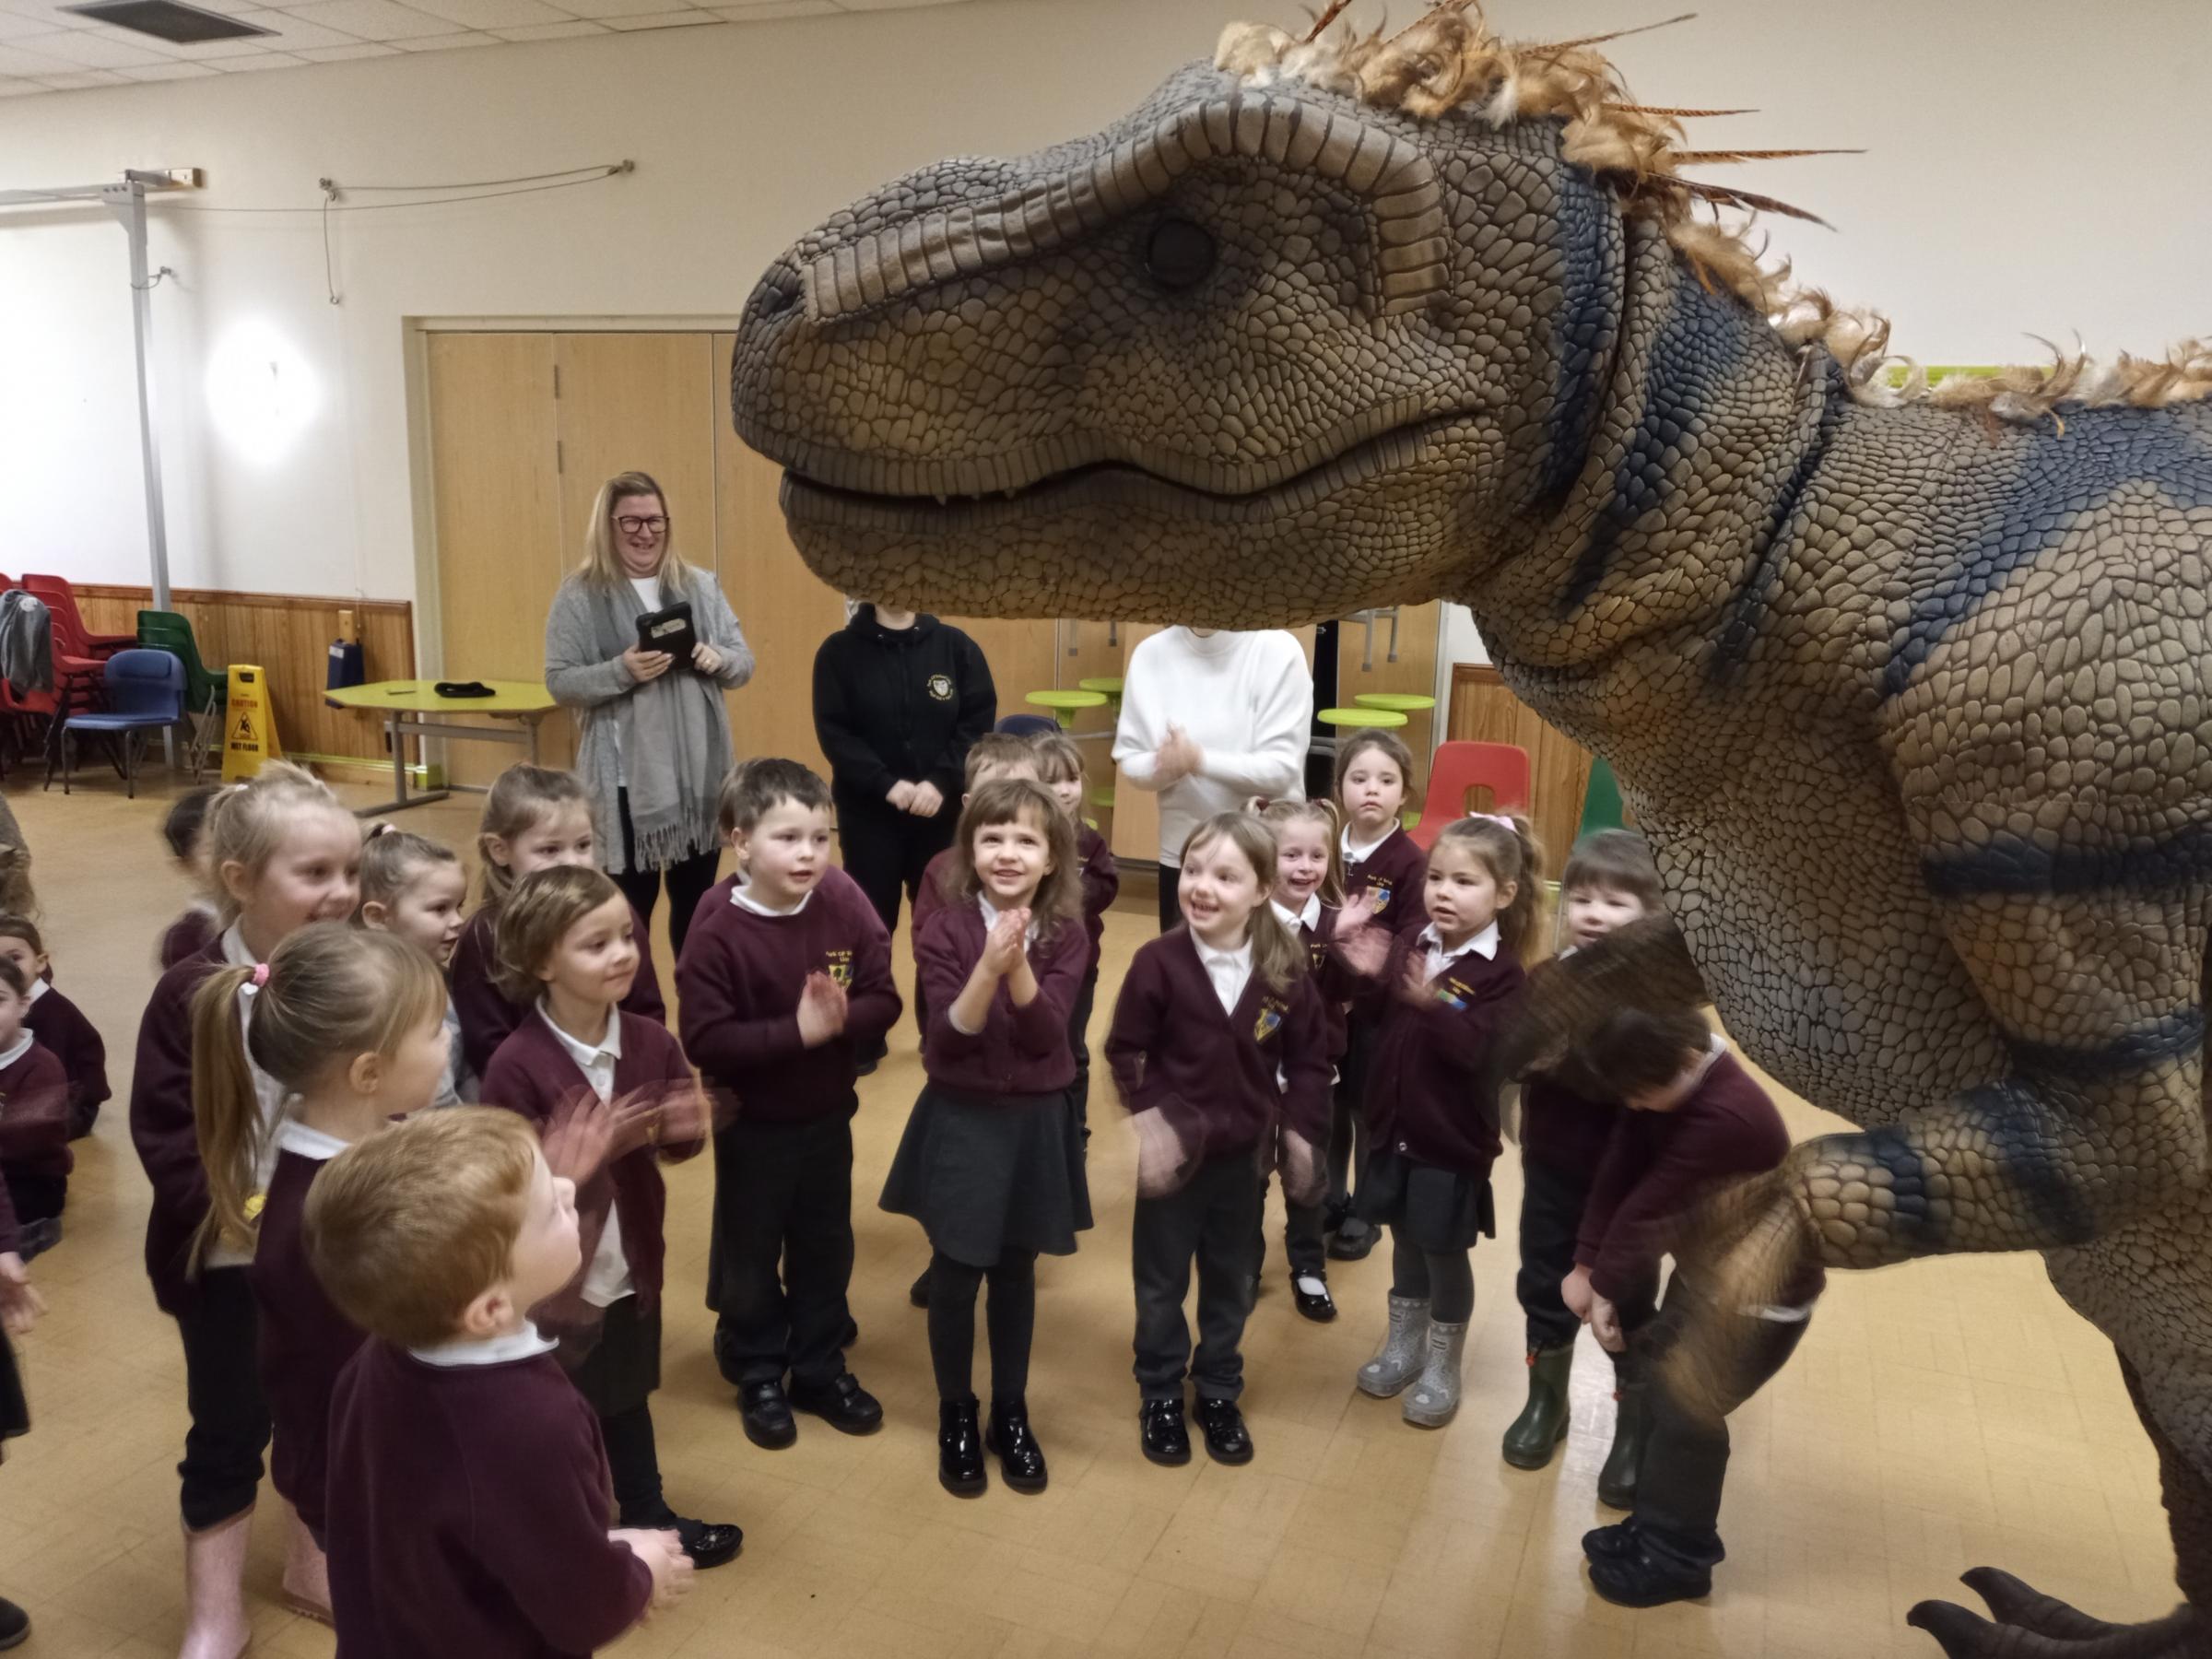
427, 332, 569, 784
77, 585, 415, 766
712, 335, 845, 777
1447, 664, 1594, 871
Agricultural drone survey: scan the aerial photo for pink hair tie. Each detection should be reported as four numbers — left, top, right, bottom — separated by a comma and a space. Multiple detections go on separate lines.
251, 963, 270, 987
1466, 812, 1517, 829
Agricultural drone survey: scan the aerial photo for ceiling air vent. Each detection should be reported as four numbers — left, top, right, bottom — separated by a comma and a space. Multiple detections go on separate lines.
63, 0, 275, 44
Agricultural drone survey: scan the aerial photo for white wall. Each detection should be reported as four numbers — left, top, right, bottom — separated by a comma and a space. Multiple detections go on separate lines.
3, 0, 2206, 640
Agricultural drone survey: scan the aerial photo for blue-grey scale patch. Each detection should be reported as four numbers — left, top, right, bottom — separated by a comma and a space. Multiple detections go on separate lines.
1956, 1080, 2100, 1247
1924, 826, 2212, 898
1850, 1124, 1940, 1250
2006, 1006, 2204, 1083
1557, 274, 1749, 616
1710, 356, 1842, 685
1533, 167, 1624, 510
1879, 411, 2212, 701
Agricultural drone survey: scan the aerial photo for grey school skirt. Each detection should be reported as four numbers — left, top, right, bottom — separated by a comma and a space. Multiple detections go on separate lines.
879, 1083, 1092, 1268
1355, 1150, 1496, 1254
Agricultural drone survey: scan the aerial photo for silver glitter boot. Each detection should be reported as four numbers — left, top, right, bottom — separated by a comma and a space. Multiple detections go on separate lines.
1357, 1295, 1431, 1397
1402, 1320, 1470, 1428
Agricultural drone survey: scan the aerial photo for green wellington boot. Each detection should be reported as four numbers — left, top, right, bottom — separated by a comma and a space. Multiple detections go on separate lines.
1596, 1380, 1648, 1510
1500, 1344, 1575, 1469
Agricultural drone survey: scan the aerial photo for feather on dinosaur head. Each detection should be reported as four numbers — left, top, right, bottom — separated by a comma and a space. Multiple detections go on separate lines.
1218, 5, 2212, 422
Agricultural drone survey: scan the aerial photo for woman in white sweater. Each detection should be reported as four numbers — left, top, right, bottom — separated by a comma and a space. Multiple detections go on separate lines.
1112, 628, 1314, 930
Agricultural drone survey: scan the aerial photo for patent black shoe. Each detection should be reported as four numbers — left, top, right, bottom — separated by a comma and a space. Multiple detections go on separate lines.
1193, 1397, 1253, 1465
1290, 1272, 1336, 1323
1583, 1521, 1640, 1563
938, 1397, 987, 1496
789, 1371, 883, 1435
737, 1379, 796, 1449
986, 1398, 1048, 1494
1587, 1541, 1713, 1607
909, 1265, 933, 1309
1138, 1398, 1191, 1466
0, 1595, 26, 1651
624, 1502, 743, 1571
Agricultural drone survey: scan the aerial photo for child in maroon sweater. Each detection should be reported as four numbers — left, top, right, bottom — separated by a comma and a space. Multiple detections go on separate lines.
1030, 731, 1119, 1136
0, 959, 68, 1263
1342, 814, 1538, 1429
906, 733, 1041, 1033
1108, 813, 1332, 1469
0, 917, 109, 1144
1257, 798, 1355, 1321
1566, 1006, 1818, 1607
481, 865, 739, 1571
881, 780, 1091, 1497
307, 1108, 691, 1656
0, 1152, 46, 1648
678, 759, 900, 1451
128, 759, 364, 1657
188, 924, 451, 1619
1504, 830, 1668, 1497
451, 765, 665, 1083
1326, 730, 1428, 1264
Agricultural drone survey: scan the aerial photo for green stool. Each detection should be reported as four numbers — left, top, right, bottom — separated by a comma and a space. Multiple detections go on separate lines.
1027, 688, 1109, 729
1353, 692, 1435, 717
1577, 755, 1627, 840
1078, 676, 1124, 712
1317, 707, 1408, 730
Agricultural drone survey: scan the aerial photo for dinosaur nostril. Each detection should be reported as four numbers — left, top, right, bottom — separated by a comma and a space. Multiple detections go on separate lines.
752, 269, 802, 320
1144, 216, 1216, 291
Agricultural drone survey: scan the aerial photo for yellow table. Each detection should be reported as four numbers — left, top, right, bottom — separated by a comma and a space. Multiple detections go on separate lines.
1026, 688, 1109, 730
1353, 692, 1436, 715
324, 678, 557, 815
1316, 706, 1408, 729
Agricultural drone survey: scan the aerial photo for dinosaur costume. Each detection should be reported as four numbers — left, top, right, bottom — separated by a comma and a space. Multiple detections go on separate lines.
727, 6, 2212, 1652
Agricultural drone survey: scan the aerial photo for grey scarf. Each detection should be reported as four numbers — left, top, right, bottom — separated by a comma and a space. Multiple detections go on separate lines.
583, 571, 724, 871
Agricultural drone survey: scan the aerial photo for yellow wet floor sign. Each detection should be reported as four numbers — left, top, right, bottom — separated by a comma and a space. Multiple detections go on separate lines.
222, 665, 283, 780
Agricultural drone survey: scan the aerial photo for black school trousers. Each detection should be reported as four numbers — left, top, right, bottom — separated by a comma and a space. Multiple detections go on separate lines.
611, 788, 721, 961
1518, 1154, 1660, 1356
173, 1267, 271, 1531
838, 792, 958, 938
1132, 1148, 1263, 1403
1633, 1277, 1814, 1568
709, 1111, 855, 1390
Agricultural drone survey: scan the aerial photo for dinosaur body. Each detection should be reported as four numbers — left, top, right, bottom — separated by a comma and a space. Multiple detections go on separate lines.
730, 16, 2212, 1653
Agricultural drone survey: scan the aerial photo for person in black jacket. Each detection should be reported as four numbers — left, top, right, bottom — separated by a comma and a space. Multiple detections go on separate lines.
813, 604, 996, 947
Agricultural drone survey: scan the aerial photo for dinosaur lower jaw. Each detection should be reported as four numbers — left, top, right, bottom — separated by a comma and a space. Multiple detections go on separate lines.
779, 409, 1472, 532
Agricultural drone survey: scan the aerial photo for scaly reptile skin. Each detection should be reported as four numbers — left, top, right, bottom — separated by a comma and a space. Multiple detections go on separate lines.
730, 51, 2212, 1656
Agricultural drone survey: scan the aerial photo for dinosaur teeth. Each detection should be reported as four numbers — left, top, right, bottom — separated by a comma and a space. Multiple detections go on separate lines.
934, 491, 949, 506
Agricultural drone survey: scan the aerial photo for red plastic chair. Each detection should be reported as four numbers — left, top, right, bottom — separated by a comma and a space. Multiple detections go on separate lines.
1407, 740, 1532, 850
25, 574, 132, 657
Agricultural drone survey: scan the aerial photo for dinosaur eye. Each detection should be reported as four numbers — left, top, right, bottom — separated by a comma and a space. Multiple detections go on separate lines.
1144, 217, 1217, 291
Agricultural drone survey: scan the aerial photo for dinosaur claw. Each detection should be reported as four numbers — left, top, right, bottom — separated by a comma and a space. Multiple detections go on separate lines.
1906, 1576, 2203, 1657
1907, 1596, 2000, 1657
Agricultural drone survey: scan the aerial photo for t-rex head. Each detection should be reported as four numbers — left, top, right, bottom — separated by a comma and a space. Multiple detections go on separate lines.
730, 18, 1638, 624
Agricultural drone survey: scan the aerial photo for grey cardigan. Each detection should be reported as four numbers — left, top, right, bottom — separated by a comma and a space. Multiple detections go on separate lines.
543, 565, 755, 874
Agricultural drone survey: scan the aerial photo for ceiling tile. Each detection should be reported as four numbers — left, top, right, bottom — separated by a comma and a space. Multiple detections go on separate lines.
6, 27, 171, 66
387, 26, 494, 45
211, 46, 305, 65
707, 1, 836, 17
228, 9, 364, 47
489, 18, 602, 37
402, 0, 565, 27
0, 74, 41, 92
159, 28, 293, 58
601, 9, 715, 27
116, 55, 219, 75
290, 39, 394, 55
33, 65, 125, 85
0, 42, 79, 73
0, 12, 68, 42
281, 0, 453, 39
548, 0, 686, 19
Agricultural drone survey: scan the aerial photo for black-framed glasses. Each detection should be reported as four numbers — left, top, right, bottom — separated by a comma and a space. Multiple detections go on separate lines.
615, 514, 668, 535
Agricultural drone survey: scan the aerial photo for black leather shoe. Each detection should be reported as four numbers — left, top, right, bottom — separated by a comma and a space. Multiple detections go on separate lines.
1583, 1521, 1640, 1563
624, 1503, 743, 1571
938, 1397, 987, 1496
985, 1398, 1048, 1494
789, 1371, 883, 1435
1139, 1398, 1191, 1466
910, 1265, 933, 1309
0, 1595, 27, 1651
1290, 1273, 1336, 1323
1325, 1219, 1377, 1262
737, 1379, 796, 1449
1193, 1397, 1253, 1465
1587, 1542, 1713, 1607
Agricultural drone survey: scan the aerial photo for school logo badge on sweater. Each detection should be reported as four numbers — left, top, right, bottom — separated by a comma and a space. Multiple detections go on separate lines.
1368, 881, 1394, 912
824, 949, 854, 988
1253, 998, 1287, 1043
926, 674, 955, 702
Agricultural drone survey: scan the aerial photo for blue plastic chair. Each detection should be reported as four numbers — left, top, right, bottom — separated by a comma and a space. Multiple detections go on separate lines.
52, 648, 186, 797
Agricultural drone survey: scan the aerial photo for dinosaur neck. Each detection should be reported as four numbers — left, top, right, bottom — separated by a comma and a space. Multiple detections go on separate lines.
1467, 216, 1833, 687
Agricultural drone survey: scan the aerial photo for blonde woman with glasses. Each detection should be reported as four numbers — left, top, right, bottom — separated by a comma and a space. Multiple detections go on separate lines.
545, 470, 754, 959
